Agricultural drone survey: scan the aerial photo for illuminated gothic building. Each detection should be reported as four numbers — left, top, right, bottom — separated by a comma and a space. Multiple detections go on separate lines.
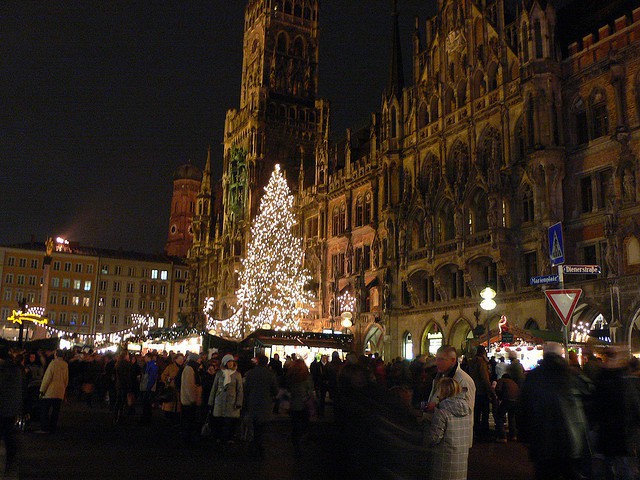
188, 0, 640, 359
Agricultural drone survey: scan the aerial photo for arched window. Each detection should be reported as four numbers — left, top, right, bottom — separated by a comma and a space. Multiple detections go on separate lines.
355, 195, 363, 228
276, 32, 288, 54
390, 106, 398, 138
521, 23, 529, 62
591, 89, 609, 139
403, 332, 414, 360
572, 97, 588, 145
332, 206, 341, 236
522, 183, 535, 223
293, 3, 302, 17
364, 192, 372, 225
472, 70, 485, 99
438, 201, 456, 241
444, 87, 455, 115
303, 6, 311, 20
418, 103, 429, 129
470, 190, 489, 233
293, 36, 304, 57
340, 202, 347, 233
457, 81, 467, 107
534, 21, 543, 58
430, 96, 439, 122
627, 236, 640, 265
487, 62, 499, 91
284, 1, 292, 15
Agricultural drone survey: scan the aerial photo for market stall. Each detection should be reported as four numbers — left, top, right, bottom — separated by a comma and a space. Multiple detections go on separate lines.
241, 329, 353, 365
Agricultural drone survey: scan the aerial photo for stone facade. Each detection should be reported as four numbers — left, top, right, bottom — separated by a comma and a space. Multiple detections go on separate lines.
187, 0, 640, 359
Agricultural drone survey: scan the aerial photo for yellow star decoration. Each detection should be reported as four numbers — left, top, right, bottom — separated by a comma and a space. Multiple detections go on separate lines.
8, 310, 48, 326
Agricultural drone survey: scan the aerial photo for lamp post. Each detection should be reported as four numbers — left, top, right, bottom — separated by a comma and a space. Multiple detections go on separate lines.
479, 286, 496, 353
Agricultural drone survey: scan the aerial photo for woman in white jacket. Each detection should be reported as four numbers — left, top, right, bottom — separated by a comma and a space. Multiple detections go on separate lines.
208, 354, 243, 445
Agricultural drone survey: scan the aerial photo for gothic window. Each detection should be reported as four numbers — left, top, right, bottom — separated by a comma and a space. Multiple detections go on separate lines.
412, 221, 423, 249
572, 97, 588, 145
524, 251, 538, 286
303, 6, 311, 20
444, 87, 455, 115
472, 70, 485, 99
534, 21, 543, 58
340, 202, 347, 232
438, 201, 456, 242
390, 106, 398, 138
364, 192, 372, 224
403, 332, 414, 360
331, 208, 340, 236
276, 32, 288, 54
627, 236, 640, 265
418, 103, 429, 129
487, 62, 498, 91
457, 81, 467, 107
526, 97, 535, 147
355, 195, 363, 228
469, 190, 488, 233
522, 183, 535, 223
591, 89, 609, 139
284, 1, 292, 15
293, 36, 304, 57
521, 23, 529, 62
294, 3, 302, 17
430, 96, 439, 122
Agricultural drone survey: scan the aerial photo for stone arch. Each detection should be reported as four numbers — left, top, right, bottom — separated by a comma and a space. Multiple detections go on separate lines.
449, 317, 475, 354
472, 69, 486, 99
421, 321, 444, 356
363, 323, 385, 357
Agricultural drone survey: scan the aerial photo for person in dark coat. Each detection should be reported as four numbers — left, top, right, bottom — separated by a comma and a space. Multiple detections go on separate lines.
468, 345, 492, 438
0, 346, 23, 475
244, 354, 278, 458
518, 342, 592, 480
591, 346, 640, 479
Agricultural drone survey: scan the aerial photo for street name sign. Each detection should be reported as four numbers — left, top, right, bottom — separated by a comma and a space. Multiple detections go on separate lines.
544, 289, 582, 326
563, 265, 601, 275
548, 222, 565, 266
530, 274, 560, 286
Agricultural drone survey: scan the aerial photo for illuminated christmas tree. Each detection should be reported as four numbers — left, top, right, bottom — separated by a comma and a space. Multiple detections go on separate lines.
233, 164, 313, 336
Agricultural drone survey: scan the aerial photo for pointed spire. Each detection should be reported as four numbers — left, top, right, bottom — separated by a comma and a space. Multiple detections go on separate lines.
387, 0, 405, 99
200, 145, 212, 195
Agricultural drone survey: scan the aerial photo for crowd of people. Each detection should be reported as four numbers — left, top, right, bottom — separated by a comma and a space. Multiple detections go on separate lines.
1, 341, 640, 479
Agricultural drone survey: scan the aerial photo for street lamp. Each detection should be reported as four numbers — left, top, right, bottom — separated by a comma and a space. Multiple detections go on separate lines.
480, 286, 496, 352
338, 291, 356, 330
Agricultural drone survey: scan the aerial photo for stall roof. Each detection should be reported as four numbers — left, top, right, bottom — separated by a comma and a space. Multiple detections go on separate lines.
242, 329, 354, 350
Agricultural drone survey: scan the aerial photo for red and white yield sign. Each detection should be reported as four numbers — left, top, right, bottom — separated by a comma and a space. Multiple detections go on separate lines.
544, 289, 583, 326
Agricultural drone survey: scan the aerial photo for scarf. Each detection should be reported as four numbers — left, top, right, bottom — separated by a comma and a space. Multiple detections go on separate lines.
223, 368, 234, 387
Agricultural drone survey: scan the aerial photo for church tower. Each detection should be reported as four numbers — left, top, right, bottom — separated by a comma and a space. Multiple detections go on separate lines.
215, 0, 323, 312
165, 162, 202, 257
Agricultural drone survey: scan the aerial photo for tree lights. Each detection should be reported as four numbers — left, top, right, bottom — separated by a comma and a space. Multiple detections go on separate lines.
207, 164, 313, 339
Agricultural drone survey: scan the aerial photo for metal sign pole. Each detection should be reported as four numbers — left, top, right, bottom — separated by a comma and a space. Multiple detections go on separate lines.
558, 264, 569, 361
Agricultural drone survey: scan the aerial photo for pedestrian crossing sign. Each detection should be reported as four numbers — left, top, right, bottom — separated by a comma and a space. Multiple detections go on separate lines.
548, 222, 565, 266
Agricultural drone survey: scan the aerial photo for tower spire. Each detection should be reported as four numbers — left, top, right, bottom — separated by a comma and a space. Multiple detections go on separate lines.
387, 0, 405, 99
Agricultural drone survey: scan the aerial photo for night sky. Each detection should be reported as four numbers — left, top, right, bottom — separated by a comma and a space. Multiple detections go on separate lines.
1, 1, 435, 253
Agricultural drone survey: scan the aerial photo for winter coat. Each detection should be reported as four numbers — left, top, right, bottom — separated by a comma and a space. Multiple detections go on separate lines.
0, 358, 23, 417
592, 368, 640, 457
40, 358, 69, 400
469, 355, 492, 396
244, 365, 278, 423
140, 360, 158, 392
115, 359, 134, 392
518, 355, 591, 463
209, 368, 243, 418
426, 395, 473, 480
288, 376, 313, 412
428, 363, 476, 413
180, 362, 200, 406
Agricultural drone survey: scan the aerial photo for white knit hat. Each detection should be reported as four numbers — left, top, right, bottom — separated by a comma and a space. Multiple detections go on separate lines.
221, 354, 235, 367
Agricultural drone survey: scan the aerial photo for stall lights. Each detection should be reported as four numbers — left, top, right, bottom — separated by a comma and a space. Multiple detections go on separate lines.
571, 321, 590, 343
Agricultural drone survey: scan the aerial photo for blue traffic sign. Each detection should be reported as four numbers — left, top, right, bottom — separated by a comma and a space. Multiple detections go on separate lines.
548, 222, 565, 266
530, 274, 560, 286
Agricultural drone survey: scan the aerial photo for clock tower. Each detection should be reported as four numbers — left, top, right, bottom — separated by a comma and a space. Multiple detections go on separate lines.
216, 0, 325, 309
